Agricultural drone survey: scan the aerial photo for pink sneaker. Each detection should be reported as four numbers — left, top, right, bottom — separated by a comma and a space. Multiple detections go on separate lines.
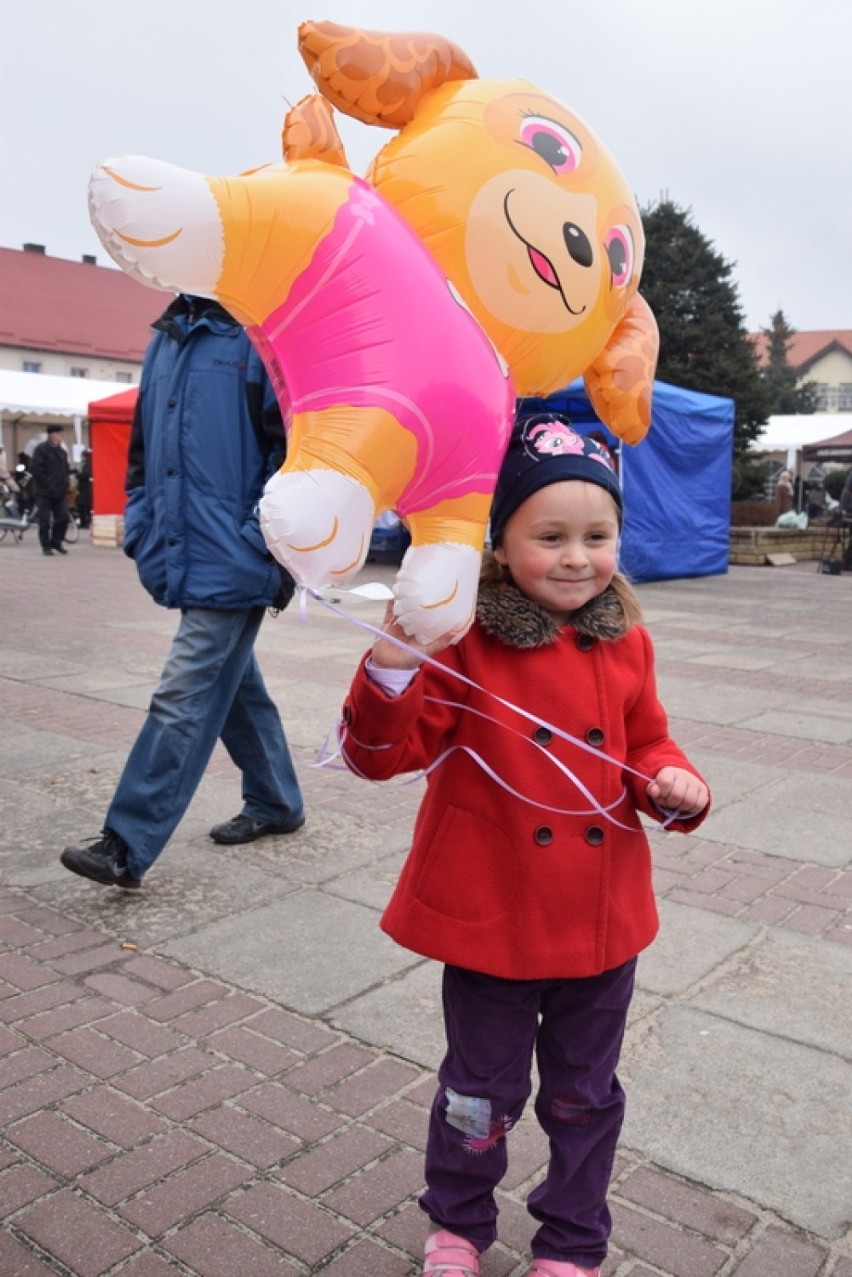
423, 1228, 481, 1277
526, 1262, 601, 1277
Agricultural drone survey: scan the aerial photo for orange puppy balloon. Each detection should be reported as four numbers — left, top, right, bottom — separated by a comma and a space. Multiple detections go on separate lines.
300, 21, 658, 442
87, 22, 657, 647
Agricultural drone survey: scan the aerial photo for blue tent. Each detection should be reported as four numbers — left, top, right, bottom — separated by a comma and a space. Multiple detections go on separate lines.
517, 379, 735, 583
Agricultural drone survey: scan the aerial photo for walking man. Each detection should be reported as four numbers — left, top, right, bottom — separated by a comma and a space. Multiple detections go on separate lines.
30, 424, 70, 555
61, 295, 304, 889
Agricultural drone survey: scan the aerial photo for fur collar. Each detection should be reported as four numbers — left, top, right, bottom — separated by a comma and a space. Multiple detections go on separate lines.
476, 573, 630, 649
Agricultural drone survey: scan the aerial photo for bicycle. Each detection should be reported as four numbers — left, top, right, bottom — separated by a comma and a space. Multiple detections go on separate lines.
0, 488, 35, 544
0, 492, 79, 545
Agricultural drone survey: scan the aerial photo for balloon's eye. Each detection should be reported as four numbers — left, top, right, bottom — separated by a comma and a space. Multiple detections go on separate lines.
605, 225, 634, 287
519, 115, 582, 175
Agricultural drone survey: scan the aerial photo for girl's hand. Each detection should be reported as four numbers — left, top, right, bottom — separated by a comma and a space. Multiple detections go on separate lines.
370, 603, 455, 670
647, 766, 709, 818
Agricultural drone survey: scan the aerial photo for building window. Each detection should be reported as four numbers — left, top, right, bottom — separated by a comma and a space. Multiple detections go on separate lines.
22, 360, 41, 373
70, 367, 88, 378
115, 371, 133, 383
839, 384, 852, 411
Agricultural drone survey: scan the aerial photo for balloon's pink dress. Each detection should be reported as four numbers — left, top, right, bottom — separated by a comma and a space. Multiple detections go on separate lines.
248, 180, 514, 519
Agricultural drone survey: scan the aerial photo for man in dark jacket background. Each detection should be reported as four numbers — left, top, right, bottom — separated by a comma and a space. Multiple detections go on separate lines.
61, 295, 305, 889
30, 423, 70, 556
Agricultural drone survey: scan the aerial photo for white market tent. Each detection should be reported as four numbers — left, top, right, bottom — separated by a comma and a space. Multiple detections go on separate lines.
750, 412, 852, 471
0, 370, 128, 458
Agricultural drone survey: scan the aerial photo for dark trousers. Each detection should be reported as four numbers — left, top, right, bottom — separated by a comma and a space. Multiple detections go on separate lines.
421, 958, 636, 1267
36, 495, 69, 550
76, 492, 92, 528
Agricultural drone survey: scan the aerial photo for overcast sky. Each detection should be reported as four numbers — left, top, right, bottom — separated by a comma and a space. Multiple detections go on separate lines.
1, 0, 848, 334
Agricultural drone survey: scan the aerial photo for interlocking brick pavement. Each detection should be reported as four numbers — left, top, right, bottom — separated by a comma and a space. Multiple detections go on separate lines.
2, 539, 851, 1273
0, 887, 846, 1275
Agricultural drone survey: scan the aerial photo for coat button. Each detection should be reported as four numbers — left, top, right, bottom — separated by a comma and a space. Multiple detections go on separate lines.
586, 727, 605, 746
585, 825, 604, 846
533, 726, 552, 745
577, 634, 596, 651
534, 826, 553, 846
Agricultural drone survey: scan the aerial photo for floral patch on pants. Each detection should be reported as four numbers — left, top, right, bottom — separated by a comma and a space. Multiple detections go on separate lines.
445, 1087, 512, 1152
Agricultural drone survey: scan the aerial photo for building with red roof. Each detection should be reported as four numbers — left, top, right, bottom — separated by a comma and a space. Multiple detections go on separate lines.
0, 243, 165, 377
0, 243, 168, 457
749, 328, 852, 412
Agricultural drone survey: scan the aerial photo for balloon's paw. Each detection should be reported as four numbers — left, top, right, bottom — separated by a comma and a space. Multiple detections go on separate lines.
392, 543, 481, 645
88, 156, 222, 294
259, 469, 374, 588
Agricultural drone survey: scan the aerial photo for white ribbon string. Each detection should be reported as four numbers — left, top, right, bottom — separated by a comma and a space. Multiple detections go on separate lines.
298, 586, 681, 828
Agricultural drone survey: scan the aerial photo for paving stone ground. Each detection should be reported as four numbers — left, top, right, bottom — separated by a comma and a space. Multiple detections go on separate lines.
1, 534, 850, 1275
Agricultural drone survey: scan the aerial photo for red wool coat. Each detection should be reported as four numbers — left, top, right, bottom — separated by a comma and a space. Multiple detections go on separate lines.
341, 581, 709, 980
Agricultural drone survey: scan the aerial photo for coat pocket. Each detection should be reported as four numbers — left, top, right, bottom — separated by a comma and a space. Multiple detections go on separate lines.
413, 804, 519, 925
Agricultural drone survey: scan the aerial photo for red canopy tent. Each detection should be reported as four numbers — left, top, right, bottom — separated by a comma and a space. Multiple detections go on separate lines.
88, 386, 137, 517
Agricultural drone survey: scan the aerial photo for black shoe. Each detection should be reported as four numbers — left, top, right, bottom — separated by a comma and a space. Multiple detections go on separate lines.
42, 548, 54, 556
54, 545, 68, 555
60, 830, 142, 889
209, 812, 306, 845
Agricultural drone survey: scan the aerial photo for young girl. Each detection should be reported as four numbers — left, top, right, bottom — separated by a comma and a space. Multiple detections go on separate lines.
340, 416, 710, 1277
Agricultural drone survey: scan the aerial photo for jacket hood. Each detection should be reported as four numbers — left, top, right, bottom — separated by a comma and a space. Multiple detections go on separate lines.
476, 566, 630, 649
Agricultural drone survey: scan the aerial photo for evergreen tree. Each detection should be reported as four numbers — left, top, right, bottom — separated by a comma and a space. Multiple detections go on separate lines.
760, 310, 818, 414
639, 199, 768, 454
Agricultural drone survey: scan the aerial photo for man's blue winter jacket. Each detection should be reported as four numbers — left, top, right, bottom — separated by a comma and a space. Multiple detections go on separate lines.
123, 297, 289, 610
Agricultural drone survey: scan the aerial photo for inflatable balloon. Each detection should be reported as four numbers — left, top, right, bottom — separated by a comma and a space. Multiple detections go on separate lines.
301, 21, 658, 433
87, 20, 658, 644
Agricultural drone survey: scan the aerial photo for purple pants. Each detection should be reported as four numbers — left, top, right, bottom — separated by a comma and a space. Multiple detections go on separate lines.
420, 958, 636, 1266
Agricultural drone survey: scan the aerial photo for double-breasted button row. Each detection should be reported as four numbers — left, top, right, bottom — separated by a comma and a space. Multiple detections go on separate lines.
531, 725, 605, 747
533, 825, 605, 847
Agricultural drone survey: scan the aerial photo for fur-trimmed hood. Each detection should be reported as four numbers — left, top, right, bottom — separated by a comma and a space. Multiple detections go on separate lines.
476, 570, 631, 649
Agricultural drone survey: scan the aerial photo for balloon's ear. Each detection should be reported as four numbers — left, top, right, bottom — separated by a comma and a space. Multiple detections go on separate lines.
282, 94, 348, 167
298, 20, 478, 129
583, 295, 659, 445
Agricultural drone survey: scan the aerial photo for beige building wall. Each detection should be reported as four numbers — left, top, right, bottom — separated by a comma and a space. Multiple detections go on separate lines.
799, 348, 852, 411
0, 346, 141, 382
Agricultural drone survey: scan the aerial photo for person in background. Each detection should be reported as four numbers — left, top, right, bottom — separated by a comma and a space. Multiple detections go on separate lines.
14, 454, 35, 515
805, 476, 825, 516
75, 447, 93, 528
60, 294, 305, 890
840, 469, 852, 517
839, 469, 852, 570
0, 445, 19, 495
340, 416, 710, 1277
29, 425, 70, 555
774, 468, 795, 516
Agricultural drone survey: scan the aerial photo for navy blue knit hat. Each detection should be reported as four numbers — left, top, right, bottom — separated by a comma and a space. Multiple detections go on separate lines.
490, 414, 622, 543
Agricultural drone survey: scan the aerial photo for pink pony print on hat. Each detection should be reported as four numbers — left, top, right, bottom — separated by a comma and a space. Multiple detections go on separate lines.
590, 448, 617, 473
527, 420, 585, 457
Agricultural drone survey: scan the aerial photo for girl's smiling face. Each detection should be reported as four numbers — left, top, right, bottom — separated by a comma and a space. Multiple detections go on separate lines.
494, 480, 620, 623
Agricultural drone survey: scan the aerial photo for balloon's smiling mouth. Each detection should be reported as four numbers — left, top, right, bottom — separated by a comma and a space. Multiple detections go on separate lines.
503, 190, 586, 316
